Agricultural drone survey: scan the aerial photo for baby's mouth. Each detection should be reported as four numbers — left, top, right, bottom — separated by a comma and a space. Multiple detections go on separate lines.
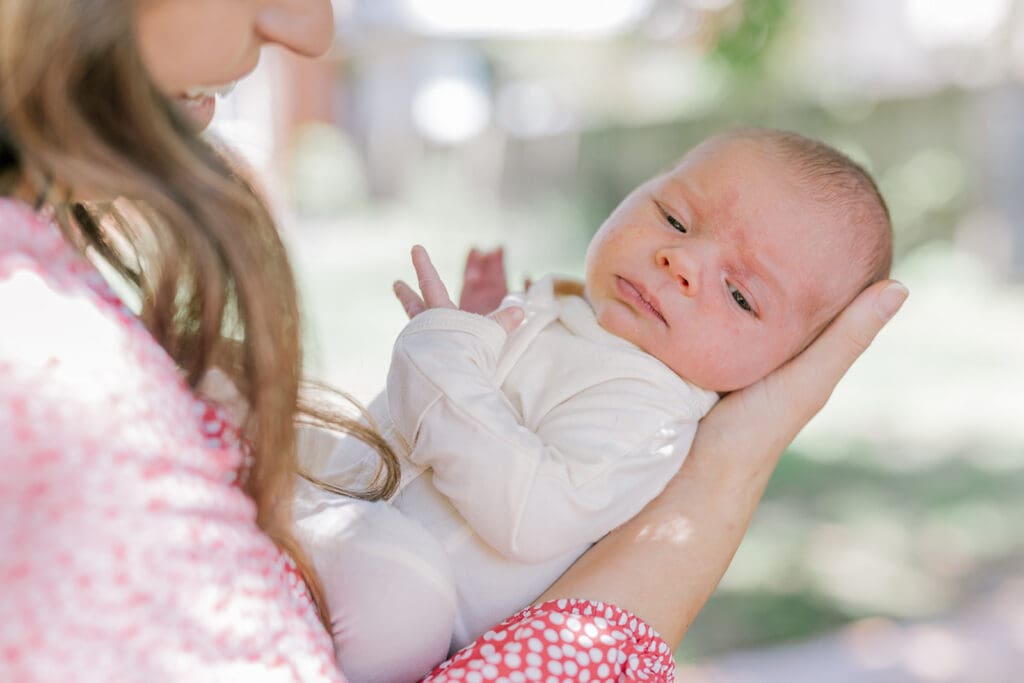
616, 276, 667, 324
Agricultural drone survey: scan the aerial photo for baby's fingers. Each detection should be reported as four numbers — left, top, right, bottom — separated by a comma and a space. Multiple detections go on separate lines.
485, 247, 505, 276
464, 248, 484, 280
393, 280, 426, 319
411, 245, 456, 309
490, 306, 524, 335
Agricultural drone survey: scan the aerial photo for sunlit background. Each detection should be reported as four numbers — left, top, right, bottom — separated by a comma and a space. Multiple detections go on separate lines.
213, 1, 1024, 679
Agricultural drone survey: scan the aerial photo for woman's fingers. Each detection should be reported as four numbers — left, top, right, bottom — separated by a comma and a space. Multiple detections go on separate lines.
411, 245, 455, 310
702, 279, 908, 458
765, 279, 908, 425
393, 280, 426, 319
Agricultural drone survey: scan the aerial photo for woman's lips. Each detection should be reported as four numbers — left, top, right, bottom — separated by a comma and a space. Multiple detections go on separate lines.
173, 80, 239, 131
175, 94, 216, 130
615, 276, 667, 324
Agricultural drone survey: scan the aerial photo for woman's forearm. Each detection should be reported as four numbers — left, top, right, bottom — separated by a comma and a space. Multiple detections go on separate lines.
537, 406, 781, 646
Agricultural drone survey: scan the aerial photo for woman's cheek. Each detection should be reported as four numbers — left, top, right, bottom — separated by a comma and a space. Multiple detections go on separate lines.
135, 2, 255, 94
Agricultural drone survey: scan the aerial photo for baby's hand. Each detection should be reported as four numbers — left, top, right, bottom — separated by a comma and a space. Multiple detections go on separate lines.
394, 245, 523, 334
458, 247, 508, 315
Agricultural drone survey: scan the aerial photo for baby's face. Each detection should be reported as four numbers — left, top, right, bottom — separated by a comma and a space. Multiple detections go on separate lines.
584, 137, 861, 392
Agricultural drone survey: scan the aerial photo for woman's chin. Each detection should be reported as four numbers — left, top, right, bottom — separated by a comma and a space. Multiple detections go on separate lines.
175, 94, 216, 131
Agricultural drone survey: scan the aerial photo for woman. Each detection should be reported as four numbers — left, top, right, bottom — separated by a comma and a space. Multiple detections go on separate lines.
0, 0, 907, 680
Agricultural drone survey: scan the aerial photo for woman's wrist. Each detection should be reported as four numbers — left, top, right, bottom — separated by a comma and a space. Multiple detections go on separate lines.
538, 439, 780, 647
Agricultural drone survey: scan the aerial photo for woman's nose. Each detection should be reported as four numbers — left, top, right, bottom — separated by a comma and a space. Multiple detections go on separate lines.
256, 0, 335, 58
655, 244, 706, 296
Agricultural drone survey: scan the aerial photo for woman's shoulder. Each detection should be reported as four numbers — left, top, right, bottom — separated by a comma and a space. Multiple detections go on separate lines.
0, 196, 57, 244
0, 195, 233, 531
0, 195, 244, 511
0, 198, 342, 680
0, 198, 91, 287
0, 197, 179, 417
0, 197, 136, 319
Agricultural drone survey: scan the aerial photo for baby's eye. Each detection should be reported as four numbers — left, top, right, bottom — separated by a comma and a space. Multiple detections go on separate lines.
654, 200, 687, 233
664, 213, 687, 233
728, 283, 753, 313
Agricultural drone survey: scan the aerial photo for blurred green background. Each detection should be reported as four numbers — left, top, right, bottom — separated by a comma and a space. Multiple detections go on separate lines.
214, 0, 1024, 679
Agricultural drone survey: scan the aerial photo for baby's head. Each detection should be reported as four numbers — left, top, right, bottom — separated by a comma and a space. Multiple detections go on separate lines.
584, 128, 892, 392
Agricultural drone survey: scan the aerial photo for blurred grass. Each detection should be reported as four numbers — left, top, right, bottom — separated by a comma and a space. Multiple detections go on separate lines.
678, 444, 1024, 661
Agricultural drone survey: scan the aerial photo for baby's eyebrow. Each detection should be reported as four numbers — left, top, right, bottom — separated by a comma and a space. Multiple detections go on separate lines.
734, 239, 783, 316
657, 177, 703, 223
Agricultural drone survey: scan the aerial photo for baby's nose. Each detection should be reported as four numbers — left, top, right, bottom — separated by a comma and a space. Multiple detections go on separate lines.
657, 248, 701, 295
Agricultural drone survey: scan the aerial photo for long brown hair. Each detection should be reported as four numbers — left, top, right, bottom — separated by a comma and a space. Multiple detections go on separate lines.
0, 0, 399, 629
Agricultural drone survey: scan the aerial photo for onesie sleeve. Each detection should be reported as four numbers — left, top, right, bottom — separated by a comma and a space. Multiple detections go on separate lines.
387, 308, 702, 564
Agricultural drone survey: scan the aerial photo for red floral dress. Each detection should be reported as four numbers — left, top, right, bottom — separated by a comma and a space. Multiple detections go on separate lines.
0, 198, 675, 682
424, 598, 675, 682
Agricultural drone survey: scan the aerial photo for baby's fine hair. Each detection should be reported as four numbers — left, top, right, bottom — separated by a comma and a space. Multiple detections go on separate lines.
720, 127, 893, 293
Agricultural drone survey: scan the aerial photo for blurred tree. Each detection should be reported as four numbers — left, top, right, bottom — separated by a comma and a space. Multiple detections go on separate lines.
711, 0, 788, 74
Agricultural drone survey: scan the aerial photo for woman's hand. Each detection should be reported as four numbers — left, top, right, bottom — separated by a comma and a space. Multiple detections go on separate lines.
393, 245, 522, 334
538, 279, 909, 648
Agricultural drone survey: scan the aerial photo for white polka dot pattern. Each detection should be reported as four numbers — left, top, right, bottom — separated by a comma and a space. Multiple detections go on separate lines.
423, 599, 675, 682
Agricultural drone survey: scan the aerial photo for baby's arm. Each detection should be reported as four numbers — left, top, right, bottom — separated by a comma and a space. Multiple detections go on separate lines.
389, 246, 702, 564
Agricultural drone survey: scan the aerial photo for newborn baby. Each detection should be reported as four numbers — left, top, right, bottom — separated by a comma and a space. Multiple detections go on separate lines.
294, 128, 893, 683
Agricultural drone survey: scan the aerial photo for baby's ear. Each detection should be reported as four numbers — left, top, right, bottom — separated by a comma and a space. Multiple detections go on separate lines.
551, 278, 585, 298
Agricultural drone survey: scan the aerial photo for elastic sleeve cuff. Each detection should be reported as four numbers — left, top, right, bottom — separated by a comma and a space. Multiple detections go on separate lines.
400, 308, 507, 357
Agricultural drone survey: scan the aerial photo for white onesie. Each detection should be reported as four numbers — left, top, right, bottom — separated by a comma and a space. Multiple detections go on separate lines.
293, 277, 718, 683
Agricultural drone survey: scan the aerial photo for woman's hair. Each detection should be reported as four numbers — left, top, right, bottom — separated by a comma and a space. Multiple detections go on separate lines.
0, 0, 399, 628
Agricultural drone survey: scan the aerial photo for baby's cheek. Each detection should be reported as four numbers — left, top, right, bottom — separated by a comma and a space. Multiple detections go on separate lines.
688, 347, 738, 392
690, 337, 771, 393
593, 303, 638, 343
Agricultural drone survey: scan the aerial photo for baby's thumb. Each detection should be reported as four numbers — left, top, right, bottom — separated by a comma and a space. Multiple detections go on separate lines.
490, 306, 525, 334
